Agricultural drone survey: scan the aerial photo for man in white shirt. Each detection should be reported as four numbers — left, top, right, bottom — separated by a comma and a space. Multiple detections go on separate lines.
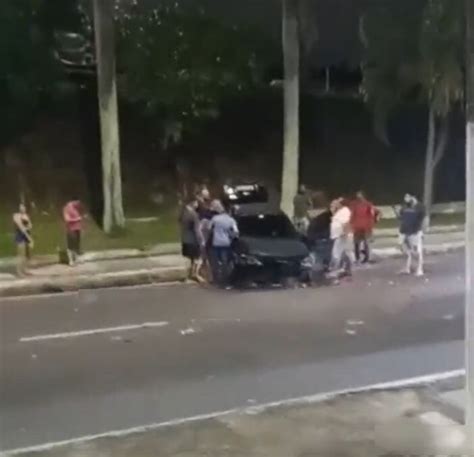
330, 198, 353, 277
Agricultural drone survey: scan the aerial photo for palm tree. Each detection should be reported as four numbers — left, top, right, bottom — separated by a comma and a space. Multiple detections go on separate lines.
419, 0, 463, 226
361, 0, 463, 226
281, 0, 300, 218
93, 0, 125, 233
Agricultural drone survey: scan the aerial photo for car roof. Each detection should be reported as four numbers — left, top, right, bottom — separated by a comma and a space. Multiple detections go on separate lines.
233, 203, 287, 217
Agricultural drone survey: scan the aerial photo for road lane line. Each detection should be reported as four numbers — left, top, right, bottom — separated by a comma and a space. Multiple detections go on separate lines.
19, 322, 169, 342
0, 369, 464, 456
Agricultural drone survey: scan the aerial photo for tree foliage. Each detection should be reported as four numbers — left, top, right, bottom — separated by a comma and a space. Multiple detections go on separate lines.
116, 2, 270, 135
360, 0, 464, 216
0, 0, 80, 146
418, 0, 464, 117
360, 0, 463, 135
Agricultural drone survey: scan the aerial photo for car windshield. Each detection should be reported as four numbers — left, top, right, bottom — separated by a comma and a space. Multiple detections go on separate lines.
237, 214, 297, 238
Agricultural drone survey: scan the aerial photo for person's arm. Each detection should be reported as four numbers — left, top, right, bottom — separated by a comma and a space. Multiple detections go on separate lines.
231, 219, 239, 238
13, 214, 33, 243
373, 205, 381, 223
392, 205, 402, 219
63, 207, 70, 223
342, 209, 352, 234
193, 214, 205, 246
417, 205, 426, 232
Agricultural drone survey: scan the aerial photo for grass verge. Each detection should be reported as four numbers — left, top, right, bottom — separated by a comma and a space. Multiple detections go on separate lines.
0, 207, 179, 258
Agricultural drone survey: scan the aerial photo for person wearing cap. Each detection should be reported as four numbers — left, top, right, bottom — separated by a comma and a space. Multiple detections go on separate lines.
209, 201, 239, 288
398, 193, 425, 276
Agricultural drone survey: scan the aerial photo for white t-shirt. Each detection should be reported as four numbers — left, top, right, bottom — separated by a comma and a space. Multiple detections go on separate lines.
330, 206, 351, 240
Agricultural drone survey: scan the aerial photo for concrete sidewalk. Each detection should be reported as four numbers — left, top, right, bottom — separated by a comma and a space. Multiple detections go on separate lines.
6, 386, 467, 457
0, 255, 188, 298
0, 230, 464, 298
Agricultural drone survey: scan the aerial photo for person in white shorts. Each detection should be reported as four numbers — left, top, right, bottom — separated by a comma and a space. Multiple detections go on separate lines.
398, 193, 425, 277
330, 198, 353, 278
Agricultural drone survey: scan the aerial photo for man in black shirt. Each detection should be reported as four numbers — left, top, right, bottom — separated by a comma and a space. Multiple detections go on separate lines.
398, 193, 425, 277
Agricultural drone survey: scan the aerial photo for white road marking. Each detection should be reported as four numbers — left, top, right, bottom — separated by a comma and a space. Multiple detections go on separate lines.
19, 322, 169, 343
346, 319, 365, 326
0, 369, 464, 457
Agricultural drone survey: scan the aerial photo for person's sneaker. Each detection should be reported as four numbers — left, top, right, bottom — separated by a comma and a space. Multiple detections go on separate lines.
415, 270, 424, 277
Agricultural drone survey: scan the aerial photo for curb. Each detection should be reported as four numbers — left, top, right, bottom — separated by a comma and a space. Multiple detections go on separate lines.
372, 241, 464, 259
0, 267, 187, 299
0, 232, 464, 270
0, 242, 464, 299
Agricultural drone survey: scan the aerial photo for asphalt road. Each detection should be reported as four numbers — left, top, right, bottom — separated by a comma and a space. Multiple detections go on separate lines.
0, 252, 465, 453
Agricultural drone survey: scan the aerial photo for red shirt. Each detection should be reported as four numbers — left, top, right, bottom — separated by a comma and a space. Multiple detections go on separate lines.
350, 199, 378, 233
63, 201, 83, 232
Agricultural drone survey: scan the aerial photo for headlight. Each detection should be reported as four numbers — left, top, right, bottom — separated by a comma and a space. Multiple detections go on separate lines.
238, 254, 263, 266
300, 254, 314, 270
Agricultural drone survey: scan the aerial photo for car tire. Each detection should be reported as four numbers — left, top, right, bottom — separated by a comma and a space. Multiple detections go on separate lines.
281, 277, 298, 289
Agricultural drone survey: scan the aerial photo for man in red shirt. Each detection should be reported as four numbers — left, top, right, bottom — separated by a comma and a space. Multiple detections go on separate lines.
350, 191, 380, 264
63, 199, 84, 266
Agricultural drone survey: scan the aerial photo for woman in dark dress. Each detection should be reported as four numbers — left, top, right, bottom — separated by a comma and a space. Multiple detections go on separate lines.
179, 198, 204, 282
13, 203, 34, 277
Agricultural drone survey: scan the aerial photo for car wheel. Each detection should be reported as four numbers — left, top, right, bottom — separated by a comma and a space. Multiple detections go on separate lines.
281, 277, 298, 289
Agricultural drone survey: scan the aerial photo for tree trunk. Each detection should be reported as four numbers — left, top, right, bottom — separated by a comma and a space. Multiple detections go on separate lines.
281, 0, 300, 218
325, 67, 330, 93
423, 109, 449, 228
93, 0, 125, 233
423, 108, 436, 227
465, 0, 474, 449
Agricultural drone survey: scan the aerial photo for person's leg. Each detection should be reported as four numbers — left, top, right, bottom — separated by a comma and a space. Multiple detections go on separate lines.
16, 243, 27, 276
76, 230, 82, 259
212, 247, 223, 286
398, 235, 411, 273
220, 247, 233, 287
405, 237, 414, 274
71, 231, 80, 264
330, 237, 343, 273
362, 234, 370, 263
194, 254, 206, 283
341, 236, 352, 276
324, 239, 333, 271
354, 233, 361, 263
188, 259, 194, 280
66, 231, 74, 266
415, 232, 424, 276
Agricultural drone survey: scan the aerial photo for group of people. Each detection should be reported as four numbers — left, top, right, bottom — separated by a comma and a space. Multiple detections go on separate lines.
179, 187, 239, 287
12, 184, 425, 283
294, 187, 426, 280
12, 199, 84, 276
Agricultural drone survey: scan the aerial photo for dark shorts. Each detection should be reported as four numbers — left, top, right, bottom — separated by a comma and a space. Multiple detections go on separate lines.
182, 243, 200, 260
353, 230, 370, 241
67, 230, 81, 253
